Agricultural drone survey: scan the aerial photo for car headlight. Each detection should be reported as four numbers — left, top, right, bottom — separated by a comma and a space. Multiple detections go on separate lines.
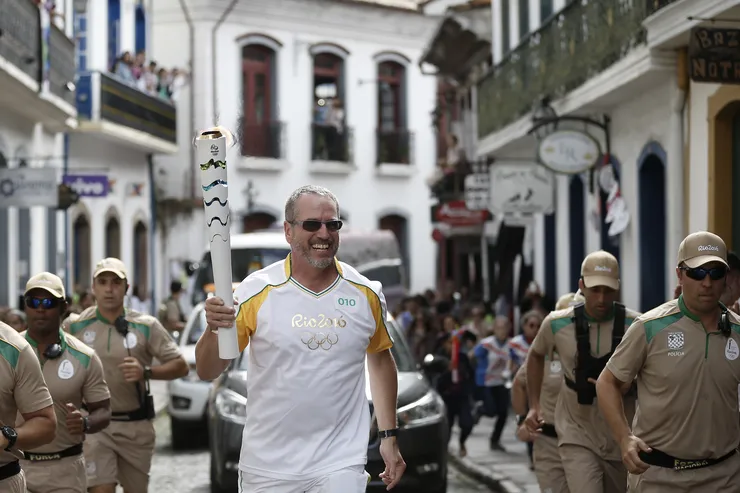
215, 388, 247, 425
397, 391, 445, 429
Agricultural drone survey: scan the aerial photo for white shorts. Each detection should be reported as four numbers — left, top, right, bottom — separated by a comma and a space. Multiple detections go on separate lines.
238, 465, 370, 493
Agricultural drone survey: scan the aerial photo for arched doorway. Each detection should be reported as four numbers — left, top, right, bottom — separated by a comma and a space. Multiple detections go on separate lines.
17, 159, 31, 296
378, 214, 409, 285
569, 175, 585, 291
133, 221, 148, 294
638, 143, 666, 312
242, 212, 276, 233
105, 215, 121, 258
0, 149, 7, 305
73, 214, 92, 288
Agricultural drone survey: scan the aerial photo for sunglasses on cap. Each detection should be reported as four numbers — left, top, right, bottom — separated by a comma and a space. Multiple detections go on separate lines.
292, 220, 343, 233
24, 296, 62, 310
681, 266, 727, 281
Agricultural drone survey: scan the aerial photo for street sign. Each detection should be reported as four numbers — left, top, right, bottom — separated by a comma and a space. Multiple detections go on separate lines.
489, 163, 554, 215
0, 168, 58, 208
688, 27, 740, 85
464, 172, 489, 211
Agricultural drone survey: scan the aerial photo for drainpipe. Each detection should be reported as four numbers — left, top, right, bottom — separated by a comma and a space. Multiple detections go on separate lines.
176, 0, 196, 199
211, 0, 239, 127
147, 153, 158, 314
63, 133, 70, 293
666, 48, 688, 300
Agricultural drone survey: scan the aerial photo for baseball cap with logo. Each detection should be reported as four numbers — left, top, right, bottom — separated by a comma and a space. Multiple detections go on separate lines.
581, 250, 620, 290
24, 272, 65, 299
93, 257, 128, 279
676, 231, 728, 269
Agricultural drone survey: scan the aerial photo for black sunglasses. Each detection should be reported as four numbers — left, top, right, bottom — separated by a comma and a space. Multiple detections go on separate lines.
681, 266, 727, 281
24, 296, 61, 310
292, 220, 343, 233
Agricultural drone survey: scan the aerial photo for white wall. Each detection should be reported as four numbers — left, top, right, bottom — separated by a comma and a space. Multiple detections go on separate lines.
66, 135, 155, 295
151, 0, 439, 293
687, 80, 719, 234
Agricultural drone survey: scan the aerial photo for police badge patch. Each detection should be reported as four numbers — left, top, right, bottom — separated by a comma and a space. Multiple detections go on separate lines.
667, 332, 684, 351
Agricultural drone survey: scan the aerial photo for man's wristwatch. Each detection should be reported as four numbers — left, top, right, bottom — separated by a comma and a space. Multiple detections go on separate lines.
143, 366, 153, 380
517, 415, 526, 426
1, 426, 17, 451
378, 428, 399, 439
82, 416, 90, 433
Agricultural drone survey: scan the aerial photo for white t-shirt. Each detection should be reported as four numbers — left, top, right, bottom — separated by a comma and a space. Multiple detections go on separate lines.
233, 255, 393, 480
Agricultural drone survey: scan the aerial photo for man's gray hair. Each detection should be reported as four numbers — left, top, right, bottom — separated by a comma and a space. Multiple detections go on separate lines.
284, 185, 340, 223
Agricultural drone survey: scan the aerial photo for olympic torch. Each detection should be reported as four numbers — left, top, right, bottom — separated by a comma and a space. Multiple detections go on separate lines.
195, 128, 239, 360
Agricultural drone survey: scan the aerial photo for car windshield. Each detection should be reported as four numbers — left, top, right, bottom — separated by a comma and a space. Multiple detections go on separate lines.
186, 309, 207, 345
230, 317, 416, 372
194, 248, 289, 288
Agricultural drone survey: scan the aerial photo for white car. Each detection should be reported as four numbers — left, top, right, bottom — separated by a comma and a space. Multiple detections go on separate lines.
167, 302, 212, 449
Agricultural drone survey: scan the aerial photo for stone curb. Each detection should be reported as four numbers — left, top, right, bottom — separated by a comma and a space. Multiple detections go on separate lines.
448, 453, 524, 493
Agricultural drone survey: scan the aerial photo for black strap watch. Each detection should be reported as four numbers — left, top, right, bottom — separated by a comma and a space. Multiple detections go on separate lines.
378, 428, 399, 439
1, 426, 17, 451
144, 365, 153, 380
82, 416, 90, 433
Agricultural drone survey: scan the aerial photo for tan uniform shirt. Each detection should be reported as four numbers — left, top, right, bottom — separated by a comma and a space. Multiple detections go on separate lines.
0, 323, 53, 466
69, 308, 182, 413
516, 352, 563, 424
606, 296, 740, 460
17, 329, 110, 453
531, 304, 640, 460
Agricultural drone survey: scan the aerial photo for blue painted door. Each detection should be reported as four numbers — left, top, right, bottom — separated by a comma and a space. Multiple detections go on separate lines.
569, 176, 585, 291
108, 0, 120, 70
638, 155, 666, 311
135, 5, 146, 54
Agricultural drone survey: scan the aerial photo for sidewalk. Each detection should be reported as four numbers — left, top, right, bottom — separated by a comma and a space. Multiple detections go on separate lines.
448, 416, 540, 493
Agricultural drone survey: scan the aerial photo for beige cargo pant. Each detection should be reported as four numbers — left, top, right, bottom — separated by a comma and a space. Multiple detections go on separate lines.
627, 450, 740, 492
22, 455, 86, 493
560, 444, 627, 493
0, 469, 25, 493
533, 435, 569, 493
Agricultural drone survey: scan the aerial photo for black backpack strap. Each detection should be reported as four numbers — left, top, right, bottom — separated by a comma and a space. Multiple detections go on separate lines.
611, 302, 626, 350
573, 304, 590, 387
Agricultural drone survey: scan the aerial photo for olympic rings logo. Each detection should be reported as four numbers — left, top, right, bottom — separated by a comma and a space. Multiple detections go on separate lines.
301, 331, 339, 351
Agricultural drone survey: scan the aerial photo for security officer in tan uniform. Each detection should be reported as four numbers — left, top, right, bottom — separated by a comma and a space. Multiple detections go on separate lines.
597, 231, 740, 491
18, 272, 111, 493
514, 292, 582, 493
69, 258, 188, 493
525, 251, 641, 493
0, 321, 56, 491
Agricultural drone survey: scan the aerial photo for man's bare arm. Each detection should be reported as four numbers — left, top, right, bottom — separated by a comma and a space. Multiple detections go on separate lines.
525, 350, 546, 411
15, 405, 56, 450
596, 368, 631, 446
367, 349, 398, 431
511, 370, 528, 416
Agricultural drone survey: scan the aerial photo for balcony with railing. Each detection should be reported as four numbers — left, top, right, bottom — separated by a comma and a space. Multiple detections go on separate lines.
0, 0, 76, 127
49, 23, 76, 106
477, 0, 679, 138
240, 121, 285, 160
376, 129, 413, 165
76, 71, 178, 153
311, 124, 352, 163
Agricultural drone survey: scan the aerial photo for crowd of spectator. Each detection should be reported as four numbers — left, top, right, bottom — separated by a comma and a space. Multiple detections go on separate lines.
111, 50, 189, 103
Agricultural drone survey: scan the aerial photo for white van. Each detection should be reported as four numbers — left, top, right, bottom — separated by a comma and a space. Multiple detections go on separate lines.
190, 229, 407, 311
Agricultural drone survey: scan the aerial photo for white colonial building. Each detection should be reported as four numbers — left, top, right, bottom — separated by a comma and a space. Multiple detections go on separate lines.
0, 1, 77, 307
64, 0, 179, 308
150, 0, 439, 294
473, 0, 740, 313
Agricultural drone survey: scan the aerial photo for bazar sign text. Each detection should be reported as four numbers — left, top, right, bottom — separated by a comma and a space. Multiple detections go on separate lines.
689, 27, 740, 85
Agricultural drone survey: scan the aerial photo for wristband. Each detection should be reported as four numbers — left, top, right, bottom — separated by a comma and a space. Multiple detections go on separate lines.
378, 428, 399, 439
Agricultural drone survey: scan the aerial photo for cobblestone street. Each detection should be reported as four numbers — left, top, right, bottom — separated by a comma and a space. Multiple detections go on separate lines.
147, 414, 497, 493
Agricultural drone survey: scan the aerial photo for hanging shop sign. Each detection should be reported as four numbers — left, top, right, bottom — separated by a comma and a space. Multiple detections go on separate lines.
0, 168, 58, 208
688, 27, 740, 85
537, 129, 600, 174
489, 163, 554, 215
434, 200, 490, 226
62, 174, 109, 197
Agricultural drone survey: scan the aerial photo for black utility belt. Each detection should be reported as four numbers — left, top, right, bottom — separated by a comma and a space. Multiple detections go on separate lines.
638, 447, 736, 471
24, 443, 83, 462
540, 423, 557, 439
0, 460, 20, 481
111, 407, 151, 422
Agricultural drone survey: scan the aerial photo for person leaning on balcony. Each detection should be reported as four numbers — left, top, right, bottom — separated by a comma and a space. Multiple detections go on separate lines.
597, 231, 740, 492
